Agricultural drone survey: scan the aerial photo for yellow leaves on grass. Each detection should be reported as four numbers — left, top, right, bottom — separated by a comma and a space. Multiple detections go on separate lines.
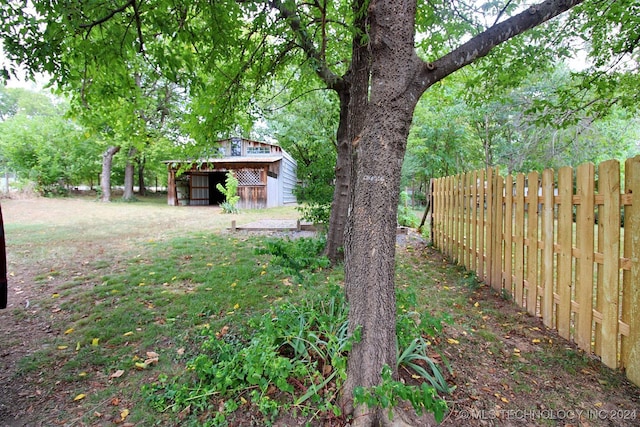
134, 351, 160, 370
73, 393, 86, 401
447, 338, 460, 345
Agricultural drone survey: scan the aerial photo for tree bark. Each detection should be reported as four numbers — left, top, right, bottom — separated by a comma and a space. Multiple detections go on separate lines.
137, 155, 146, 196
100, 146, 120, 202
324, 0, 370, 263
341, 0, 584, 425
123, 147, 137, 201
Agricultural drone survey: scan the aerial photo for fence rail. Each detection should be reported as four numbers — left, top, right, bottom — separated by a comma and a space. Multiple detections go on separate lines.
431, 156, 640, 387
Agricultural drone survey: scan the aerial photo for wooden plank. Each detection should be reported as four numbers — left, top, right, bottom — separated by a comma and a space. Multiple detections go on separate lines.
598, 159, 621, 368
541, 169, 555, 328
526, 171, 540, 315
471, 170, 479, 274
556, 166, 573, 339
504, 174, 514, 299
492, 172, 504, 291
457, 173, 464, 264
514, 173, 526, 308
465, 172, 472, 270
575, 162, 595, 352
622, 155, 640, 386
477, 170, 486, 281
486, 168, 495, 285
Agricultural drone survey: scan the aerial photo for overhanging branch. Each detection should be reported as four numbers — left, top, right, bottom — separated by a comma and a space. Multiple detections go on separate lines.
418, 0, 585, 91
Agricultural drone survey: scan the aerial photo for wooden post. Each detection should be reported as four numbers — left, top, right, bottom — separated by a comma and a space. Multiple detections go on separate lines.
231, 220, 237, 232
477, 169, 486, 281
622, 155, 640, 385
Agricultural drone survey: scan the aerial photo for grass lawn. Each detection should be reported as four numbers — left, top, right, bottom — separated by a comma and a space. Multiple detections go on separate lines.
0, 195, 638, 426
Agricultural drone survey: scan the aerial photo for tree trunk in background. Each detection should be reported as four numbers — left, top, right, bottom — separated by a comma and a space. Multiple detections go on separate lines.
100, 146, 120, 202
137, 155, 146, 196
122, 147, 137, 201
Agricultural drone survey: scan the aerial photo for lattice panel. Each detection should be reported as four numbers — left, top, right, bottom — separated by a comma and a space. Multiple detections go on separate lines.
235, 169, 263, 186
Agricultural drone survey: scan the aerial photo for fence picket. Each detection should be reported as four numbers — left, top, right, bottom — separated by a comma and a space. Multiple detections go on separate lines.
575, 162, 595, 352
557, 167, 573, 340
526, 172, 540, 315
541, 169, 555, 329
598, 159, 621, 368
622, 155, 640, 384
514, 173, 526, 308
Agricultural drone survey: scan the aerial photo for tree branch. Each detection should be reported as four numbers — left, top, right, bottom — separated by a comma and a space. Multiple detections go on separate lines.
79, 0, 134, 30
417, 0, 585, 91
268, 0, 342, 90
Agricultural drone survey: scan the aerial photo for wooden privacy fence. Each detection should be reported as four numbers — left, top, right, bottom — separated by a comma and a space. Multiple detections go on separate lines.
431, 156, 640, 387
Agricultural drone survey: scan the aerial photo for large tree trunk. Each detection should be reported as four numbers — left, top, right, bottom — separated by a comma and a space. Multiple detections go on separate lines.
341, 0, 583, 425
341, 0, 421, 424
100, 146, 121, 202
324, 0, 371, 264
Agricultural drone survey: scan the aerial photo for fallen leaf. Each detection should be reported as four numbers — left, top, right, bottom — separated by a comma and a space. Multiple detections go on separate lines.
215, 325, 229, 339
532, 339, 541, 344
92, 338, 100, 346
177, 348, 185, 356
135, 362, 147, 370
120, 408, 129, 421
73, 393, 86, 401
110, 370, 125, 379
123, 331, 134, 337
64, 328, 74, 335
57, 345, 68, 350
233, 303, 240, 310
75, 342, 81, 351
146, 351, 159, 359
447, 338, 460, 345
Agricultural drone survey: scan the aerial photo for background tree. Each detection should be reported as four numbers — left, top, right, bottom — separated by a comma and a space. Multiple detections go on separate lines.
262, 88, 339, 225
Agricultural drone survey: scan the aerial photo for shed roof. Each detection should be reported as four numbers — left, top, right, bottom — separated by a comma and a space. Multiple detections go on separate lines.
164, 156, 283, 165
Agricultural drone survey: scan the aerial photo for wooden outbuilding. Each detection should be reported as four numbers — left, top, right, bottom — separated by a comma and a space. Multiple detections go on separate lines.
165, 137, 297, 209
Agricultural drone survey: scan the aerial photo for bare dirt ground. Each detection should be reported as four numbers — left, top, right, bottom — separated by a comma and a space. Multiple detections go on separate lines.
0, 196, 639, 427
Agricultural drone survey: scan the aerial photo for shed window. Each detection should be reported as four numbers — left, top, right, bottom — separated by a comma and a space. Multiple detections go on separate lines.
247, 146, 271, 155
231, 137, 242, 156
236, 169, 263, 186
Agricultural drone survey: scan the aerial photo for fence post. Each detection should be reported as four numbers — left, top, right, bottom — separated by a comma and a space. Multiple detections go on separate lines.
622, 155, 640, 384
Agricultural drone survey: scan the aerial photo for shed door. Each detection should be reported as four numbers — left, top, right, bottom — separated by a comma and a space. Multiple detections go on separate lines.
209, 173, 226, 205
